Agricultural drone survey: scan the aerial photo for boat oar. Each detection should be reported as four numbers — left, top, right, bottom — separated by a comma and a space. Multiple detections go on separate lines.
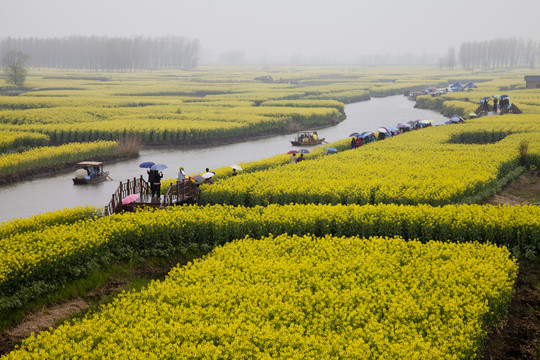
107, 175, 114, 181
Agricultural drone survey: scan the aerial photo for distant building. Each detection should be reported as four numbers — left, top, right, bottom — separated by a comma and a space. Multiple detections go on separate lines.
524, 75, 540, 89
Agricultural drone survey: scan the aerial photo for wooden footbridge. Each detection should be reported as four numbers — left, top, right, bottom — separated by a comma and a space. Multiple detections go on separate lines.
104, 176, 201, 216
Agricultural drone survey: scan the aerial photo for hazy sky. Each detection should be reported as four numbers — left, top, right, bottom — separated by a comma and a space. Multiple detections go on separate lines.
1, 0, 539, 60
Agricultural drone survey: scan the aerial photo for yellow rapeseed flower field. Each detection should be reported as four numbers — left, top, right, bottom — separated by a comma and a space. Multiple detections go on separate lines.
3, 235, 517, 359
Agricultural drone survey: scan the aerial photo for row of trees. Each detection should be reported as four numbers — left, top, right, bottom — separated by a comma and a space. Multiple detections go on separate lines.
442, 38, 538, 70
0, 36, 200, 71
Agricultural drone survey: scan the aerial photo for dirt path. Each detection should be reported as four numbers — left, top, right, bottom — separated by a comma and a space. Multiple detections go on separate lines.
481, 171, 540, 360
0, 260, 178, 356
483, 171, 540, 206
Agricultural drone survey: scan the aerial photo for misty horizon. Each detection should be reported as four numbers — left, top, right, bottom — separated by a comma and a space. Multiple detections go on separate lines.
1, 0, 540, 65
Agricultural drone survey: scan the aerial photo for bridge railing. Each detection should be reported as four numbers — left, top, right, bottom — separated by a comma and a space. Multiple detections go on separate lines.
104, 176, 150, 216
162, 180, 201, 207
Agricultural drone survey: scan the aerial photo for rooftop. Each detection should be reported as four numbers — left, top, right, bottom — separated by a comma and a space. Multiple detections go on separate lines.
524, 75, 540, 82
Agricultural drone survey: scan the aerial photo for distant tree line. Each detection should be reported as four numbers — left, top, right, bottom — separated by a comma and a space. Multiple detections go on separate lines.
0, 36, 200, 71
447, 38, 539, 70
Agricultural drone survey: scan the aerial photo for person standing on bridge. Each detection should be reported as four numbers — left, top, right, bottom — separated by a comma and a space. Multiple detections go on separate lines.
152, 171, 163, 198
178, 167, 186, 182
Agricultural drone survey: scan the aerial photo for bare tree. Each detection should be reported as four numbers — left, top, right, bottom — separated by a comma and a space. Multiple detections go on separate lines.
2, 50, 29, 86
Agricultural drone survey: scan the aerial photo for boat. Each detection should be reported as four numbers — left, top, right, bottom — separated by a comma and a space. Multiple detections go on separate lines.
290, 131, 325, 146
72, 161, 109, 184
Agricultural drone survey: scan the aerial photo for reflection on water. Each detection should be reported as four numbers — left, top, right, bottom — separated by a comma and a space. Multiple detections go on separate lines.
0, 96, 447, 223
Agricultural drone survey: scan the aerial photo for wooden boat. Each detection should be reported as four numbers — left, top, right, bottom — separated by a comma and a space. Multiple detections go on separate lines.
73, 161, 109, 184
290, 131, 325, 146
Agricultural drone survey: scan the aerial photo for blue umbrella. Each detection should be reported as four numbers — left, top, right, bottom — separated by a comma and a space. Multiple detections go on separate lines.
349, 132, 360, 137
482, 96, 491, 100
500, 95, 509, 98
150, 164, 168, 171
327, 147, 338, 152
450, 117, 460, 122
298, 149, 310, 154
444, 120, 453, 125
139, 161, 155, 168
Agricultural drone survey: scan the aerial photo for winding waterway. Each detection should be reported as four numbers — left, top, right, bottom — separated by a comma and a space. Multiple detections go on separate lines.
0, 96, 447, 223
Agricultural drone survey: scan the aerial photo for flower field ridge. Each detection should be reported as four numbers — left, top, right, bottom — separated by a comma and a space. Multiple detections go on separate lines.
1, 203, 538, 318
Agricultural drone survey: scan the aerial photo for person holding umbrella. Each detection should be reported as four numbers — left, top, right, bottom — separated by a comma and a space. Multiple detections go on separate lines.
230, 164, 242, 177
204, 168, 214, 184
152, 170, 163, 197
147, 169, 156, 195
290, 153, 297, 164
149, 164, 167, 198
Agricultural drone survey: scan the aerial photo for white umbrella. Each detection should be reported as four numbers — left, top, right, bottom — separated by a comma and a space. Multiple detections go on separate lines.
230, 164, 243, 171
202, 172, 215, 179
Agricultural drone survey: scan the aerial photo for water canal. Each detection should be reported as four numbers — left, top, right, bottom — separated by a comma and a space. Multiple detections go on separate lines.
0, 96, 448, 223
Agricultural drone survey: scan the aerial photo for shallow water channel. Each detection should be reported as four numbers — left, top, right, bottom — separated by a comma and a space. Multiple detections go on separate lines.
0, 96, 448, 223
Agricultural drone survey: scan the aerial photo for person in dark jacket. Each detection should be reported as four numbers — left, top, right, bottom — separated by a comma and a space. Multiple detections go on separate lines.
151, 170, 163, 197
147, 169, 156, 196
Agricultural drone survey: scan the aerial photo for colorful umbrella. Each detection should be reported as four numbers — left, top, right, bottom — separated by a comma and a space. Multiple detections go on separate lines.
287, 150, 298, 154
349, 132, 361, 137
122, 194, 139, 205
191, 175, 204, 184
298, 149, 310, 154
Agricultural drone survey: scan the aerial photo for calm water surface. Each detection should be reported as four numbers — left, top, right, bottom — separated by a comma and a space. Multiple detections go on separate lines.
0, 96, 447, 223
